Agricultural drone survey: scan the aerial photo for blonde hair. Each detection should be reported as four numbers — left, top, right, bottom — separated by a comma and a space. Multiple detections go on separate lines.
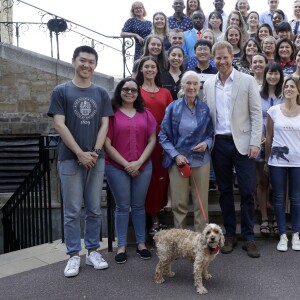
130, 1, 147, 18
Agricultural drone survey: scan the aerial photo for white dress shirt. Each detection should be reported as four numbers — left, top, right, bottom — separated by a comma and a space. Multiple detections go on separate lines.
215, 69, 234, 135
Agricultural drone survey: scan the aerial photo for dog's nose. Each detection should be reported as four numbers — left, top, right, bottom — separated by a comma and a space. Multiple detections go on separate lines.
211, 236, 215, 241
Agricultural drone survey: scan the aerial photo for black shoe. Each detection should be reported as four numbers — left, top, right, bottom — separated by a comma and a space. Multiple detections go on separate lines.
136, 248, 152, 260
115, 252, 127, 264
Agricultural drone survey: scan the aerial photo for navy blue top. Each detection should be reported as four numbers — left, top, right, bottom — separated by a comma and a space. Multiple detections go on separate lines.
122, 18, 152, 60
167, 14, 193, 31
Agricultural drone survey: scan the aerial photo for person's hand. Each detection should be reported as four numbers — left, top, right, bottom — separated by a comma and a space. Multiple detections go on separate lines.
77, 151, 98, 169
135, 34, 144, 44
248, 146, 260, 159
124, 161, 142, 176
192, 142, 207, 153
175, 154, 189, 166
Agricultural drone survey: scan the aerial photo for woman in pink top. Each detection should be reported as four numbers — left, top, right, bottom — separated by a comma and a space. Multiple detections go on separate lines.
105, 78, 156, 264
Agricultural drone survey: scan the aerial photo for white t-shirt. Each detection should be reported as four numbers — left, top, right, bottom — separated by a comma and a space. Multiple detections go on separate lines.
267, 105, 300, 167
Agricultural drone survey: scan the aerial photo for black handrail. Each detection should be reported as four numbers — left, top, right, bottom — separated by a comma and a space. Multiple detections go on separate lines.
1, 136, 53, 253
0, 0, 135, 77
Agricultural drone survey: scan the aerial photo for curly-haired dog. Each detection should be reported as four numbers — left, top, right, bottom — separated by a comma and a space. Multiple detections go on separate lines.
154, 224, 224, 294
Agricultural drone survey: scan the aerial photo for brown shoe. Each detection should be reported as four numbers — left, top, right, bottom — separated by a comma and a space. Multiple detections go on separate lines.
221, 236, 237, 254
242, 240, 260, 258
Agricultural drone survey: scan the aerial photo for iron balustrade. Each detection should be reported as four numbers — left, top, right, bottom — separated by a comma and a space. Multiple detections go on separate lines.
1, 135, 115, 253
1, 136, 53, 253
0, 0, 135, 77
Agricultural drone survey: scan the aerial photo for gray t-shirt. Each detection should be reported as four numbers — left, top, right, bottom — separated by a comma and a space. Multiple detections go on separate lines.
48, 81, 113, 161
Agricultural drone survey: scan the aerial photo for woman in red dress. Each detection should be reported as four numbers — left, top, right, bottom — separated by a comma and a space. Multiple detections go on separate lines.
136, 56, 173, 234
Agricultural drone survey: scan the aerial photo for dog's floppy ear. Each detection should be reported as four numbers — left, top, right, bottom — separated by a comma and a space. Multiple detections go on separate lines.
219, 232, 225, 248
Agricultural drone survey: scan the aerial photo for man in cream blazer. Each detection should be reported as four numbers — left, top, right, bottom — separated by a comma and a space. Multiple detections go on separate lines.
203, 41, 262, 258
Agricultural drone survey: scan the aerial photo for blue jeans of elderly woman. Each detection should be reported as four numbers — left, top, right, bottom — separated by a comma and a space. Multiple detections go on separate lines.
269, 166, 300, 234
105, 161, 152, 246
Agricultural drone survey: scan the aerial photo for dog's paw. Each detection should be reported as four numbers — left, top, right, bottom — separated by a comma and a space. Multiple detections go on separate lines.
154, 277, 165, 284
204, 273, 212, 280
197, 286, 208, 294
166, 271, 175, 277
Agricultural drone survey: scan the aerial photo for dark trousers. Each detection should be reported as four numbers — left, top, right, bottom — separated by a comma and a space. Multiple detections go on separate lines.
212, 137, 256, 241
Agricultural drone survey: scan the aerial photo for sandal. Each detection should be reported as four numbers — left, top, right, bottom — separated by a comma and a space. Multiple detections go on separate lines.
272, 220, 279, 234
260, 220, 270, 234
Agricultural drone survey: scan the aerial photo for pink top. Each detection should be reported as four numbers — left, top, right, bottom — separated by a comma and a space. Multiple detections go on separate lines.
105, 108, 157, 170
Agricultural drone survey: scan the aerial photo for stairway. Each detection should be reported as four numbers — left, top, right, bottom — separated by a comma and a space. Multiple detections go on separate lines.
0, 135, 40, 194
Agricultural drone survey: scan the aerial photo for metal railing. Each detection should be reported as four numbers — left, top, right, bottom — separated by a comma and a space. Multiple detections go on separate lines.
1, 136, 53, 253
1, 134, 115, 253
0, 0, 135, 77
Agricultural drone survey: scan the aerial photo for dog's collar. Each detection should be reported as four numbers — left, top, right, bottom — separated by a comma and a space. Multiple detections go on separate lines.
208, 245, 220, 255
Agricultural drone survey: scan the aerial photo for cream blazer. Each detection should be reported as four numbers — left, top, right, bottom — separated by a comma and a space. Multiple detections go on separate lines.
203, 69, 262, 155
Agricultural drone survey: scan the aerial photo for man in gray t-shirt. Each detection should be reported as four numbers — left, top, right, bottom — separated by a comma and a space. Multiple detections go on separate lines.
48, 46, 113, 278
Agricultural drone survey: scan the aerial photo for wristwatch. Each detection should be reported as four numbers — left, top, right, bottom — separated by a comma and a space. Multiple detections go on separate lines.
93, 148, 102, 155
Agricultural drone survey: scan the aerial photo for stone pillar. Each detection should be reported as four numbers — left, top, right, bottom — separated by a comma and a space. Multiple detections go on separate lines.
0, 0, 14, 43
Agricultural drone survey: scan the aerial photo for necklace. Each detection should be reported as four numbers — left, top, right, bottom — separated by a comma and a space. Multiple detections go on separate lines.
142, 84, 158, 98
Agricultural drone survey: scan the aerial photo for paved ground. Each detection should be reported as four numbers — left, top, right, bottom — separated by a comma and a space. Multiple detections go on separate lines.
0, 239, 299, 300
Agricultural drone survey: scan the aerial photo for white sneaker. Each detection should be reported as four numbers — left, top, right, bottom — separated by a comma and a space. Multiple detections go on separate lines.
64, 256, 80, 277
277, 234, 288, 252
86, 251, 109, 269
292, 232, 300, 251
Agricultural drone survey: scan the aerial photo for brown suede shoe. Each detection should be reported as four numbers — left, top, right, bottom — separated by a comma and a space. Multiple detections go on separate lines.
242, 240, 260, 258
221, 236, 238, 254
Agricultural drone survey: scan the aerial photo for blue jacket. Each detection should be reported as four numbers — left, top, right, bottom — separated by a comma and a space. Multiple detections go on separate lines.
159, 97, 214, 168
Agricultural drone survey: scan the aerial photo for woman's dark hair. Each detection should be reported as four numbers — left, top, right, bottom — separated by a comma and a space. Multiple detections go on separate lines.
276, 21, 292, 34
255, 23, 273, 43
272, 9, 285, 20
282, 76, 300, 105
274, 38, 295, 62
251, 52, 269, 65
167, 45, 185, 71
208, 11, 223, 32
111, 78, 145, 112
239, 38, 262, 68
224, 25, 243, 50
260, 62, 284, 99
135, 56, 162, 87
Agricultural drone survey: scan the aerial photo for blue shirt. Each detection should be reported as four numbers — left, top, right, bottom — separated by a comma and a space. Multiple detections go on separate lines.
167, 14, 193, 31
183, 28, 202, 57
159, 97, 213, 168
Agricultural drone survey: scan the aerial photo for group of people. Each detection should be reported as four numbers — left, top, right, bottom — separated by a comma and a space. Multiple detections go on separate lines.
47, 0, 300, 278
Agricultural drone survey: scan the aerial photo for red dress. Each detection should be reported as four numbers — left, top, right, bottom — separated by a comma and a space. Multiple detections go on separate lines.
141, 87, 173, 213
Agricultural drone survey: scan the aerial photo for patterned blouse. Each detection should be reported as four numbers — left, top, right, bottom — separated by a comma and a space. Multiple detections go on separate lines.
122, 18, 152, 61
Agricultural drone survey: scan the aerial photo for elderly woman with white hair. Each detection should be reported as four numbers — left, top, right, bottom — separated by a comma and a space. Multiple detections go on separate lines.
159, 71, 214, 232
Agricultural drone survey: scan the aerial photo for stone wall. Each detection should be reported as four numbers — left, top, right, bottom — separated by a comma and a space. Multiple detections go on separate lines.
0, 43, 114, 135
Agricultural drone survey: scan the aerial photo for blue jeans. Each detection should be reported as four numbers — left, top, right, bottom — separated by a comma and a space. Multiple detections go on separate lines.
269, 166, 300, 234
212, 138, 256, 240
105, 161, 152, 247
59, 159, 104, 255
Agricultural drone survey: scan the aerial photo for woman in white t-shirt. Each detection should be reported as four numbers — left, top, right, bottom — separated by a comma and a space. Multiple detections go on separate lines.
265, 76, 300, 252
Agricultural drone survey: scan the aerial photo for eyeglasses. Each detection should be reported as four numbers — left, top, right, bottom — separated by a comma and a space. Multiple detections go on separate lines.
134, 6, 143, 10
121, 87, 139, 94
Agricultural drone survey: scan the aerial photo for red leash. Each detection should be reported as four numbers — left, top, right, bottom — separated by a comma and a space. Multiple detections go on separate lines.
177, 164, 208, 223
191, 174, 208, 223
